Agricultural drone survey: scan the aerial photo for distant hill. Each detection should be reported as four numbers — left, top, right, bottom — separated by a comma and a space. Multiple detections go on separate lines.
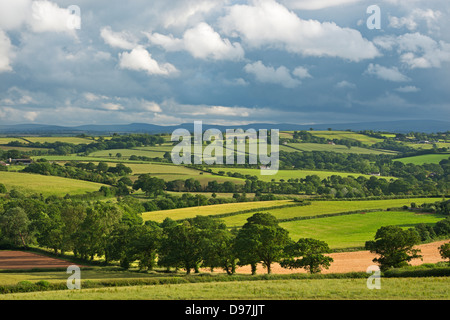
0, 120, 448, 135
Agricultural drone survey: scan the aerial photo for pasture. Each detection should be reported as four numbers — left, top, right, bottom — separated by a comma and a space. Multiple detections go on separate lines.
207, 167, 393, 182
395, 154, 450, 165
279, 210, 445, 248
0, 171, 107, 197
282, 143, 396, 155
2, 276, 449, 300
309, 131, 384, 146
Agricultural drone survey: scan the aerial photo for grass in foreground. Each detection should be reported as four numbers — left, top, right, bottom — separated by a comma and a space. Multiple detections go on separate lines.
1, 277, 449, 300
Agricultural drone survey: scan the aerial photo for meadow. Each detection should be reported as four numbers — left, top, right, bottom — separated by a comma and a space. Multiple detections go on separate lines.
142, 199, 295, 222
207, 167, 393, 182
395, 154, 450, 165
279, 210, 445, 248
309, 131, 385, 146
0, 171, 107, 197
282, 142, 395, 155
1, 276, 449, 300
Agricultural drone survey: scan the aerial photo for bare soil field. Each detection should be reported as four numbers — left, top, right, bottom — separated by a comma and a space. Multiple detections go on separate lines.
0, 251, 81, 270
232, 240, 450, 275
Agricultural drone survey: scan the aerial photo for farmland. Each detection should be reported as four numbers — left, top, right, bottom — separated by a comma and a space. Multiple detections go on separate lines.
0, 129, 449, 302
0, 171, 107, 197
395, 153, 450, 165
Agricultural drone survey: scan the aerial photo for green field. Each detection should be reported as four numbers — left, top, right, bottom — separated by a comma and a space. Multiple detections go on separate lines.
142, 200, 294, 222
22, 137, 94, 144
219, 198, 441, 228
395, 154, 450, 165
404, 142, 450, 150
279, 210, 445, 248
208, 167, 393, 182
282, 143, 396, 155
2, 277, 449, 300
0, 171, 107, 196
309, 131, 384, 146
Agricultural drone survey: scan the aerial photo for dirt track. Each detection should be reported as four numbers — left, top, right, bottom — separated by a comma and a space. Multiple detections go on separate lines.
0, 251, 81, 270
232, 240, 450, 275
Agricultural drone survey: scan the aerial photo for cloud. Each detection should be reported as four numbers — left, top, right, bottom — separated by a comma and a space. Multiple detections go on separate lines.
0, 30, 13, 72
148, 22, 244, 61
29, 0, 80, 34
374, 32, 450, 69
0, 0, 32, 30
335, 80, 356, 89
100, 102, 124, 111
219, 0, 379, 62
280, 0, 362, 10
389, 9, 442, 32
292, 66, 312, 79
118, 46, 178, 76
244, 61, 302, 88
100, 26, 137, 50
365, 63, 410, 82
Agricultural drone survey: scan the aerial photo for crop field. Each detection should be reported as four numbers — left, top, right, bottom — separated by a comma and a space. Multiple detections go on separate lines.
142, 197, 440, 225
218, 197, 441, 228
142, 199, 295, 222
0, 171, 107, 196
395, 154, 450, 165
404, 142, 450, 150
22, 137, 94, 144
0, 137, 29, 144
279, 210, 445, 248
282, 142, 396, 155
207, 167, 393, 182
309, 131, 384, 145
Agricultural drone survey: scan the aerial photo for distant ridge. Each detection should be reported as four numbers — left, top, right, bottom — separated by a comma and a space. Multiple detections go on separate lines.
0, 120, 448, 135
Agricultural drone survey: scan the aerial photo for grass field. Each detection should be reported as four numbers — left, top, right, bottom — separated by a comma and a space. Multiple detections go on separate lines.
142, 200, 295, 222
395, 154, 450, 165
282, 143, 396, 155
0, 171, 107, 196
207, 167, 393, 182
1, 277, 449, 300
279, 210, 445, 248
309, 131, 384, 146
22, 137, 94, 144
219, 198, 442, 228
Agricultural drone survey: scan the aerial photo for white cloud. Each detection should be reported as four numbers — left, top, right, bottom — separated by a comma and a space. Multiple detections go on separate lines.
244, 61, 302, 88
335, 80, 356, 89
0, 30, 13, 72
148, 22, 244, 61
365, 63, 410, 82
280, 0, 362, 10
118, 46, 178, 76
30, 0, 80, 33
219, 0, 379, 62
141, 101, 162, 113
100, 26, 137, 50
101, 102, 124, 111
0, 0, 32, 30
389, 9, 441, 32
374, 33, 450, 69
292, 66, 312, 79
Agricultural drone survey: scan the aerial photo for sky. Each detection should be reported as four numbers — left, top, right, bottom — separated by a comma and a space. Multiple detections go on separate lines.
0, 0, 449, 127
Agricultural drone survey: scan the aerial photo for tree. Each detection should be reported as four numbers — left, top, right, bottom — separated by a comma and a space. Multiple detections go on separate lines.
0, 207, 31, 247
133, 174, 166, 197
159, 220, 203, 274
281, 238, 333, 274
439, 242, 450, 264
234, 213, 291, 274
365, 226, 422, 271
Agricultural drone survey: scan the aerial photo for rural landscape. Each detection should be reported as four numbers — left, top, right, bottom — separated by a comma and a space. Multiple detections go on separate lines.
0, 127, 449, 300
1, 0, 450, 308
